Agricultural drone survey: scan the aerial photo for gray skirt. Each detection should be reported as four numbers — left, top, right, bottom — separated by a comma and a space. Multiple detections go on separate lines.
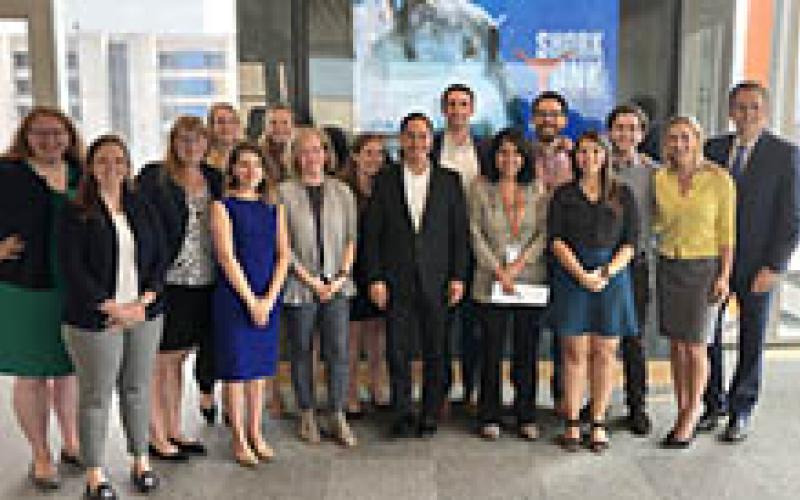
657, 256, 720, 343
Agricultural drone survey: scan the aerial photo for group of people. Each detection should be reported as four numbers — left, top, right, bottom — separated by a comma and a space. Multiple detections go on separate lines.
0, 80, 797, 500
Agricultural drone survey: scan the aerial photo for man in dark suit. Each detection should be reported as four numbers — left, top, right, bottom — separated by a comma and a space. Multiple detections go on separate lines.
702, 81, 800, 442
364, 112, 469, 437
432, 84, 488, 410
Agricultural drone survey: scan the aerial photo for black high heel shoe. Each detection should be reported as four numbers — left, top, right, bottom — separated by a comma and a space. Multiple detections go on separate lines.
660, 427, 696, 449
84, 481, 117, 500
131, 469, 160, 494
556, 419, 583, 452
588, 421, 610, 453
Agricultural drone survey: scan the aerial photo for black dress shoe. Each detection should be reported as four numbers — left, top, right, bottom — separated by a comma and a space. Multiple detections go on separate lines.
148, 444, 189, 461
390, 416, 414, 439
169, 438, 207, 456
131, 469, 160, 494
720, 417, 749, 443
84, 482, 117, 500
417, 416, 438, 438
200, 404, 218, 426
627, 409, 652, 436
696, 411, 720, 432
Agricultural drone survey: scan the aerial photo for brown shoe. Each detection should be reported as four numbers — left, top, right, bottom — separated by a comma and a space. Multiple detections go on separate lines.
298, 410, 321, 444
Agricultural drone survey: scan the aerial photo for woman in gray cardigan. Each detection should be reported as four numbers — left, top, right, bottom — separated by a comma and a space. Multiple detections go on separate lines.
277, 127, 358, 447
470, 128, 549, 441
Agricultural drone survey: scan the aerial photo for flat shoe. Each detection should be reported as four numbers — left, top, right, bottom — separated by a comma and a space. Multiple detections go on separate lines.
60, 449, 83, 468
148, 443, 189, 461
169, 438, 207, 456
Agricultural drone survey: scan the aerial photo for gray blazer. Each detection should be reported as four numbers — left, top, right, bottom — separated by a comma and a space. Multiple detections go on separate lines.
469, 179, 549, 303
277, 177, 357, 304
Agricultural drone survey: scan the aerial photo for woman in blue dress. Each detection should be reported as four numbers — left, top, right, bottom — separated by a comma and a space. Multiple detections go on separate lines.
210, 142, 289, 467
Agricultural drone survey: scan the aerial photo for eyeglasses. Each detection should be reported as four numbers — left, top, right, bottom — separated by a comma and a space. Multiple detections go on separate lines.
534, 110, 564, 118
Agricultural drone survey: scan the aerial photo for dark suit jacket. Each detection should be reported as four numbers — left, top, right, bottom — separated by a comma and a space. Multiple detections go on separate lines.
58, 189, 168, 329
431, 131, 490, 178
704, 131, 800, 285
136, 162, 224, 266
363, 162, 468, 306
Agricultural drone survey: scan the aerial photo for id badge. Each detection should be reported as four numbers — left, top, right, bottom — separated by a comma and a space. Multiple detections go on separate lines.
505, 244, 521, 264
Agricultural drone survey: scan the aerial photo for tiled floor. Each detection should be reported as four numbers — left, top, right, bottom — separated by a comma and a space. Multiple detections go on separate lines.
1, 354, 799, 499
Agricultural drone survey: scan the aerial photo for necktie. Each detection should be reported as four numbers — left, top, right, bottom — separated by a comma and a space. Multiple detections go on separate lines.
730, 145, 748, 182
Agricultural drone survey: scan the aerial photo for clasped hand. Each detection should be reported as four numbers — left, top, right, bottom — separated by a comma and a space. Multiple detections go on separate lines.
99, 300, 146, 330
580, 268, 608, 293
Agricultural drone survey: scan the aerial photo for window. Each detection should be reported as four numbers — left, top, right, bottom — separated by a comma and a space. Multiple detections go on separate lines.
160, 104, 209, 123
67, 76, 80, 96
158, 51, 226, 70
12, 51, 29, 69
66, 51, 79, 71
14, 78, 31, 95
159, 78, 217, 96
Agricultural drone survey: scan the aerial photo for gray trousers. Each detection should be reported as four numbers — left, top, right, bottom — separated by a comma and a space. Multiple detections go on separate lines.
284, 298, 349, 412
63, 316, 163, 468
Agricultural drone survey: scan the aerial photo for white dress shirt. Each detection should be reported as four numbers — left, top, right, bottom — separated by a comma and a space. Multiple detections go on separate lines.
403, 163, 431, 233
440, 132, 479, 190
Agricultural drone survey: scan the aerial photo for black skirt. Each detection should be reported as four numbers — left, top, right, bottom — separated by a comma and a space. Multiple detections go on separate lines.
161, 284, 214, 351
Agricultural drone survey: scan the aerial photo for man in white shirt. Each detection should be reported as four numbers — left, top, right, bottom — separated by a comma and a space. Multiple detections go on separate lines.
364, 112, 469, 438
432, 84, 487, 410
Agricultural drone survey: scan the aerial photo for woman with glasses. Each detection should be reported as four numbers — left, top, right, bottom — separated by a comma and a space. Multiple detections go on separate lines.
0, 107, 82, 490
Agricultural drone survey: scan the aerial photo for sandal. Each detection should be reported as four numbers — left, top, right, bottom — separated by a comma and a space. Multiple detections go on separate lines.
556, 419, 582, 452
588, 421, 610, 453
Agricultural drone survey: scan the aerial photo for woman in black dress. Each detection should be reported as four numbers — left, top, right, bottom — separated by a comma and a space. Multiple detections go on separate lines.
341, 134, 390, 416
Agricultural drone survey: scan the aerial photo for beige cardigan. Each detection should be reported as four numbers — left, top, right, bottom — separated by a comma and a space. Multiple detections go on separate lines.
277, 176, 357, 304
469, 179, 549, 303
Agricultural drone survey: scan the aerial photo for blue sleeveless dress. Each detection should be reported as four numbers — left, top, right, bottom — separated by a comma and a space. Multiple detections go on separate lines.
212, 198, 280, 380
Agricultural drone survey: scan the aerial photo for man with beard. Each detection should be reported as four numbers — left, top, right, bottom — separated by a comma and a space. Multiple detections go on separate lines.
530, 91, 574, 414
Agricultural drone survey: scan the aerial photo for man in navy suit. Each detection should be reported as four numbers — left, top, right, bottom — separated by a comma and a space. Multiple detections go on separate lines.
702, 81, 800, 442
432, 84, 488, 411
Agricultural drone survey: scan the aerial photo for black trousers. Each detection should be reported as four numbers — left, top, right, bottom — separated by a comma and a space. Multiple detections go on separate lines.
385, 284, 447, 422
443, 296, 480, 400
621, 256, 650, 411
477, 305, 543, 425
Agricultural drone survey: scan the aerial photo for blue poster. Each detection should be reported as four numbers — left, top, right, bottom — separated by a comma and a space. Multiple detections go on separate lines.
353, 0, 618, 137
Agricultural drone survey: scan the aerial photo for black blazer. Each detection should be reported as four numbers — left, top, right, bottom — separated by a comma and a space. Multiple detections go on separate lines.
0, 159, 81, 289
704, 131, 800, 285
363, 162, 468, 306
58, 189, 168, 330
431, 131, 490, 178
136, 162, 223, 266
